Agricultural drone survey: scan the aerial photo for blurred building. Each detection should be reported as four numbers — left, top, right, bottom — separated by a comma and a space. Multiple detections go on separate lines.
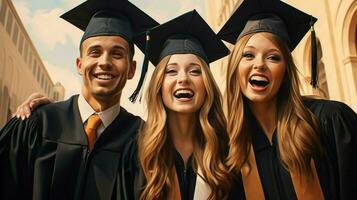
0, 0, 65, 127
205, 0, 357, 111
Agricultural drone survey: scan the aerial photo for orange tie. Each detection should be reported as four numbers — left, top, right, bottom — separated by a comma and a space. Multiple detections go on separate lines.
85, 114, 102, 150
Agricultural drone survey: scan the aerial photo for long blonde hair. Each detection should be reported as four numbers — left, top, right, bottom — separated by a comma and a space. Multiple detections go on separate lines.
139, 55, 231, 200
226, 32, 323, 178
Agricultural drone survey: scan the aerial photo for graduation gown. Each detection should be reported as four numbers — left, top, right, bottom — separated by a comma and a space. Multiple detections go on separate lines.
0, 95, 143, 200
119, 138, 197, 200
230, 98, 357, 200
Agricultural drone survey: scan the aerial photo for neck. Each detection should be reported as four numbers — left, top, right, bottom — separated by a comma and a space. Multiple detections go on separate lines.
168, 111, 197, 165
82, 89, 121, 112
248, 98, 277, 143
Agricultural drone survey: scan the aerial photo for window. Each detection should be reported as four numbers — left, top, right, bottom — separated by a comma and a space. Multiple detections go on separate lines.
18, 34, 24, 55
47, 84, 51, 96
54, 91, 59, 101
28, 52, 32, 66
12, 24, 19, 46
44, 81, 47, 94
41, 73, 44, 88
32, 59, 36, 75
0, 0, 6, 25
5, 11, 13, 34
24, 43, 28, 63
36, 66, 40, 82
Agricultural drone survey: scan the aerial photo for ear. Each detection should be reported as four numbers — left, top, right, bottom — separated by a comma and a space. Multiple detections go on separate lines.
76, 57, 83, 75
128, 60, 136, 80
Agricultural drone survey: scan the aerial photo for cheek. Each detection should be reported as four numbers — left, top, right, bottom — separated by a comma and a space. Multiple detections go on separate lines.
161, 78, 173, 101
272, 65, 286, 87
237, 66, 248, 87
196, 78, 206, 98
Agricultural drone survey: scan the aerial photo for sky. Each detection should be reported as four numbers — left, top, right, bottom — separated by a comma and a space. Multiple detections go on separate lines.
11, 0, 206, 117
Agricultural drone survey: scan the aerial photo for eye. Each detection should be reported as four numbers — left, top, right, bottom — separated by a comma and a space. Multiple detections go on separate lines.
88, 49, 101, 57
165, 68, 177, 75
267, 54, 282, 61
242, 52, 254, 59
112, 51, 124, 59
189, 68, 202, 76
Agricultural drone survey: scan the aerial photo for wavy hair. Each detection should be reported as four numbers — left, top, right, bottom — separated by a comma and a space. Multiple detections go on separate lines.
138, 55, 231, 200
226, 32, 323, 179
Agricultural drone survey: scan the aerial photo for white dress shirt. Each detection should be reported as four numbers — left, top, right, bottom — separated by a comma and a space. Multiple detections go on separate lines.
77, 95, 120, 139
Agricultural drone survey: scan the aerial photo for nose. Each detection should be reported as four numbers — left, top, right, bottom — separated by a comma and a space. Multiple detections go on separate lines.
253, 56, 266, 71
98, 52, 112, 69
177, 71, 189, 84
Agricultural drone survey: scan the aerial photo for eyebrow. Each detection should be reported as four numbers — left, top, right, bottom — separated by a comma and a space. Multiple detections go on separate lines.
244, 46, 281, 53
167, 62, 201, 67
87, 44, 127, 52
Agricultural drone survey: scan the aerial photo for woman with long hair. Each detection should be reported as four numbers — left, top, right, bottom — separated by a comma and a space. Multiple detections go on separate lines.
12, 9, 232, 200
218, 0, 357, 199
120, 10, 232, 200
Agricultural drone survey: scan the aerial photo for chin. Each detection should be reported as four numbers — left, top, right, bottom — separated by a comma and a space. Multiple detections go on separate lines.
92, 88, 120, 97
170, 106, 200, 114
246, 94, 275, 104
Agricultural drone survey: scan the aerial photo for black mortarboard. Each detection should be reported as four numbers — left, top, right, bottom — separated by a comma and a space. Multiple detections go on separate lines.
61, 0, 159, 50
218, 0, 319, 87
129, 10, 230, 102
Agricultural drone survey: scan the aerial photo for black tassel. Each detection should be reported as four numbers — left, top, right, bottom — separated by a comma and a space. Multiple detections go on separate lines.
129, 31, 151, 103
310, 19, 318, 88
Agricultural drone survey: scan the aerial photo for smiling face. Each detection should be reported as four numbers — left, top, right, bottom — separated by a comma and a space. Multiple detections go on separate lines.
161, 54, 206, 114
77, 36, 136, 108
238, 32, 286, 105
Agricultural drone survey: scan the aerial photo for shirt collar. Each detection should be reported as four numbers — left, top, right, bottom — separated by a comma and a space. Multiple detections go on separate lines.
78, 94, 120, 128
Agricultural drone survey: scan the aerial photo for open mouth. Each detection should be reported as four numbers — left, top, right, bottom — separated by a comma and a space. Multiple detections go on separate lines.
93, 73, 115, 80
249, 75, 269, 87
173, 89, 194, 99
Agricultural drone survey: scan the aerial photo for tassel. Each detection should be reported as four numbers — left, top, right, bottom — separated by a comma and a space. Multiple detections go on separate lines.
310, 18, 318, 88
129, 31, 151, 103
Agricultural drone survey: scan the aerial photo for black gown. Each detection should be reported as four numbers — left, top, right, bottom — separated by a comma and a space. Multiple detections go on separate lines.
0, 95, 143, 200
230, 98, 357, 200
119, 137, 197, 200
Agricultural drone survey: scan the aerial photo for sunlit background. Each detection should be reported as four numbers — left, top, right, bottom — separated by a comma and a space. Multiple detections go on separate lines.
11, 0, 205, 118
0, 0, 356, 128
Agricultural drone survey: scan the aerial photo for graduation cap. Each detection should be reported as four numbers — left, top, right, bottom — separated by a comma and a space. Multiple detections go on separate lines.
129, 9, 230, 103
61, 0, 159, 53
218, 0, 319, 88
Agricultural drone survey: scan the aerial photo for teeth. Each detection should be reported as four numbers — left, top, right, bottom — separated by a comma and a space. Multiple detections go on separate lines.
96, 74, 114, 80
174, 89, 194, 99
250, 75, 268, 82
174, 89, 193, 96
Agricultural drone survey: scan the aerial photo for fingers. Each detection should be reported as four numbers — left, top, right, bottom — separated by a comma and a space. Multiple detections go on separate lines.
29, 97, 52, 110
15, 103, 30, 120
14, 93, 45, 120
27, 93, 44, 102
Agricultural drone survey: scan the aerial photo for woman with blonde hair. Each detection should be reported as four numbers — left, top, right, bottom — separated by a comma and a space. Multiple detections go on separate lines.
218, 0, 357, 199
120, 10, 232, 200
12, 9, 232, 200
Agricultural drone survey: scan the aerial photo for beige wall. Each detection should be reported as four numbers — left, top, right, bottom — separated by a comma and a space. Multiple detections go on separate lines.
205, 0, 357, 111
0, 0, 65, 127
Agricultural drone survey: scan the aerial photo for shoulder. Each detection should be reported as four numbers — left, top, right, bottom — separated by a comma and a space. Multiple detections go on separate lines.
34, 95, 78, 115
117, 107, 144, 129
0, 109, 42, 147
303, 98, 356, 121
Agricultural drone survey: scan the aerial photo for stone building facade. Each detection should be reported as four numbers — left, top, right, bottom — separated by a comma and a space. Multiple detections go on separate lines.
0, 0, 65, 127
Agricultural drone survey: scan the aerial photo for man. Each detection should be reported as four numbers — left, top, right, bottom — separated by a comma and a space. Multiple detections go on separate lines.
0, 0, 158, 199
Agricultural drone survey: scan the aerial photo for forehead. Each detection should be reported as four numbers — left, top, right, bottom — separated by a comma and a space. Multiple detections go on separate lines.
245, 33, 279, 50
81, 35, 130, 51
167, 54, 202, 66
